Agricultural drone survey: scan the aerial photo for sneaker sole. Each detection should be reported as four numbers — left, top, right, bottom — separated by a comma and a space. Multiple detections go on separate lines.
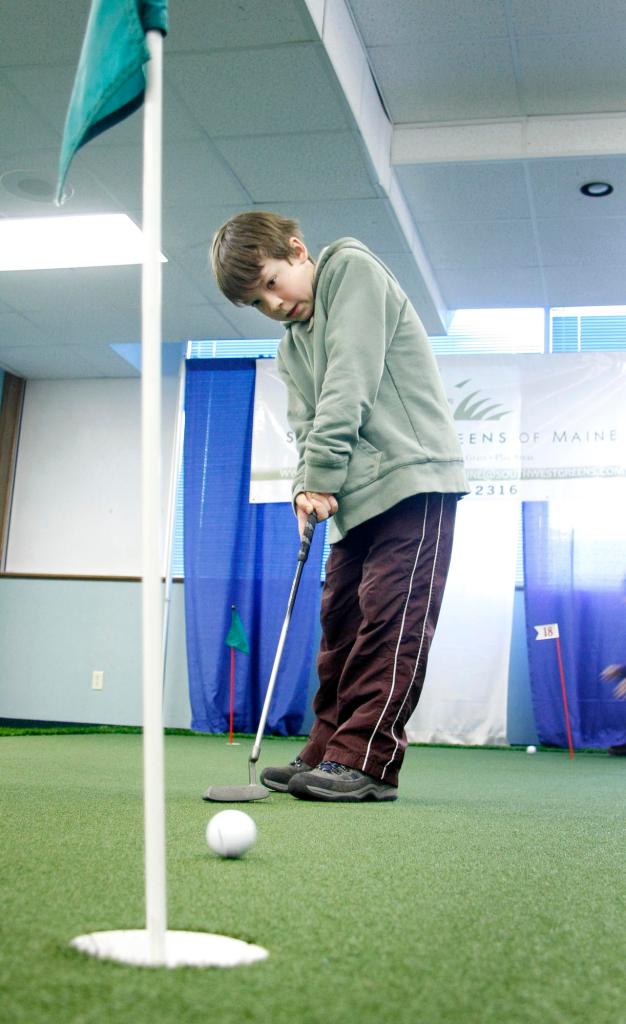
260, 767, 312, 793
290, 781, 397, 802
259, 776, 290, 793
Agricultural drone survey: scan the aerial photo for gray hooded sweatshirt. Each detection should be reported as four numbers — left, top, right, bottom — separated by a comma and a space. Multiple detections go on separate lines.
277, 238, 468, 542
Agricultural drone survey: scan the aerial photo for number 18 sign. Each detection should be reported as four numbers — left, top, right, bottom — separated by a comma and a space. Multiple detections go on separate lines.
533, 621, 574, 757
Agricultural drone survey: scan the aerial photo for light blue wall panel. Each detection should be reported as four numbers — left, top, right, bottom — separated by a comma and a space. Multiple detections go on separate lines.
0, 578, 190, 728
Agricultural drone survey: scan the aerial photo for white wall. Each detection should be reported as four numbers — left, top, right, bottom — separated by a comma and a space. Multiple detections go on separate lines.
7, 377, 179, 575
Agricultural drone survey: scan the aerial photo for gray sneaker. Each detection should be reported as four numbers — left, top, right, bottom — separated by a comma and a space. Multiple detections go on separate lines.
287, 760, 398, 802
260, 756, 312, 792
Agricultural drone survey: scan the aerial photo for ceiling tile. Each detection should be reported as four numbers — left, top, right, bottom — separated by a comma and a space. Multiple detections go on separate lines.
507, 0, 626, 36
396, 162, 530, 223
436, 266, 546, 308
544, 262, 626, 307
213, 131, 377, 202
167, 45, 348, 138
348, 0, 509, 45
0, 0, 88, 65
26, 304, 142, 347
0, 77, 59, 157
527, 156, 626, 218
367, 38, 520, 122
0, 344, 105, 379
0, 266, 142, 315
537, 217, 626, 267
77, 138, 250, 211
167, 0, 317, 50
162, 263, 214, 308
418, 219, 538, 270
162, 304, 238, 343
76, 344, 142, 378
516, 32, 626, 115
0, 310, 48, 347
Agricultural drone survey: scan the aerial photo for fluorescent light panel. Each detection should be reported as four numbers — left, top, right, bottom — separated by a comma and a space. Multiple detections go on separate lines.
0, 213, 166, 271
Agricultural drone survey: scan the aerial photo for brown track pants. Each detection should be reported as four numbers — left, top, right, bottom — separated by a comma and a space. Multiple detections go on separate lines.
300, 492, 458, 787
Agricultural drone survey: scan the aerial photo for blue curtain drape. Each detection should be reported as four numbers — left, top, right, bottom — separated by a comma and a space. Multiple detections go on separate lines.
183, 358, 324, 734
522, 501, 626, 748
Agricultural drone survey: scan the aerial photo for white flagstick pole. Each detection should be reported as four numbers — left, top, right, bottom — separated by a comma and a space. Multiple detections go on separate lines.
70, 18, 262, 970
142, 28, 167, 965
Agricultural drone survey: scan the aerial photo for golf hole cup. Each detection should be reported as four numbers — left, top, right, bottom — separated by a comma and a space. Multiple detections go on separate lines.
206, 810, 257, 859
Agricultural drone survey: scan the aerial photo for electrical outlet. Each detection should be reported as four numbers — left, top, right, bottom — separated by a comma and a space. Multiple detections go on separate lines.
91, 670, 104, 691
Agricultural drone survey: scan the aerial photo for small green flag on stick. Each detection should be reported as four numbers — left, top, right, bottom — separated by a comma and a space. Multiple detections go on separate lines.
226, 605, 250, 654
56, 0, 168, 203
226, 605, 249, 744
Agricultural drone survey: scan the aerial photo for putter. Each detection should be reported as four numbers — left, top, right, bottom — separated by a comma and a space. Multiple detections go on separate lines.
203, 511, 317, 802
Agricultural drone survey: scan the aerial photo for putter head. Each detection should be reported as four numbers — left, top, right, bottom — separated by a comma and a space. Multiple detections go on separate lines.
202, 783, 270, 803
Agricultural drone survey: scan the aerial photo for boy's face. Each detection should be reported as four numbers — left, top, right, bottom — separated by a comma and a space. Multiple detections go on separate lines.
246, 237, 315, 322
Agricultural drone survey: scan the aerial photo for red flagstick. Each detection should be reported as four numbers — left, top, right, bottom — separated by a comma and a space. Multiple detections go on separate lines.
555, 636, 575, 759
228, 646, 235, 745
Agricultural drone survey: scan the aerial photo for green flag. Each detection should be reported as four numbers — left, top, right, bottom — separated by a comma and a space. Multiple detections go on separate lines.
56, 0, 168, 203
226, 606, 250, 655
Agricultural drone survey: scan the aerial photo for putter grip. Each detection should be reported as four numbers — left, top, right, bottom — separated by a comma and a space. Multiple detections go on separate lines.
297, 511, 317, 562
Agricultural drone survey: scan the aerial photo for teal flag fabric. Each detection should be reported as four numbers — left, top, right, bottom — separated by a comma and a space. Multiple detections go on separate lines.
225, 607, 250, 655
57, 0, 168, 202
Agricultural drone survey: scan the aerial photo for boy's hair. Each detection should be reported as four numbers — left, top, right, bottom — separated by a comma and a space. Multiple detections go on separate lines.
210, 210, 304, 305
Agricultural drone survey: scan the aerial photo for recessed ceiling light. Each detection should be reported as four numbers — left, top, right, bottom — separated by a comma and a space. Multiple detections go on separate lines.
580, 181, 613, 198
0, 213, 166, 272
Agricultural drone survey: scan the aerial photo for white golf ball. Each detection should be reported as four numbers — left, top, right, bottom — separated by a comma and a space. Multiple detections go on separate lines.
206, 810, 257, 859
526, 745, 537, 754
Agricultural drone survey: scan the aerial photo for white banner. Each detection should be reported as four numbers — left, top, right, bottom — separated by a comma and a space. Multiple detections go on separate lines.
249, 360, 296, 504
250, 353, 626, 503
405, 497, 518, 746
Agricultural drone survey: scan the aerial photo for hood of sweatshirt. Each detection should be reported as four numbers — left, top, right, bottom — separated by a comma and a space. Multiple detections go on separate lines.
313, 237, 399, 291
283, 238, 394, 326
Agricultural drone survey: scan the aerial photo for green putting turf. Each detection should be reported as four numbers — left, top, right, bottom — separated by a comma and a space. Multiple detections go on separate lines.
1, 733, 624, 1024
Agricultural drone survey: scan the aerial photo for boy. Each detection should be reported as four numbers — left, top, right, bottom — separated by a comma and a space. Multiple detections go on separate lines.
211, 211, 468, 801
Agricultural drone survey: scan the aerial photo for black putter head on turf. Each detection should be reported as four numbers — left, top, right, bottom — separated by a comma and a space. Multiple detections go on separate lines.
202, 783, 270, 802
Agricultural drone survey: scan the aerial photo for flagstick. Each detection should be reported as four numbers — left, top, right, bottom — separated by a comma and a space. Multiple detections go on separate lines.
229, 646, 235, 744
68, 12, 266, 971
554, 636, 575, 760
141, 28, 166, 965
